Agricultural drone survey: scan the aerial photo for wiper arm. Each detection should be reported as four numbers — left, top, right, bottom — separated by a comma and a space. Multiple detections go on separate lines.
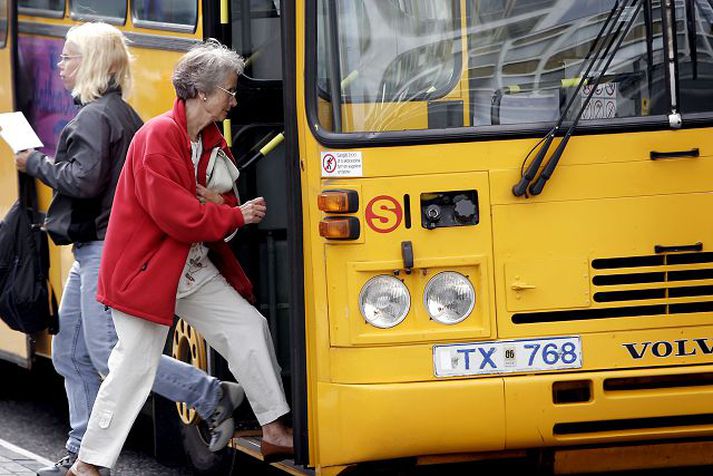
529, 0, 643, 196
325, 0, 343, 132
686, 0, 698, 80
512, 0, 624, 197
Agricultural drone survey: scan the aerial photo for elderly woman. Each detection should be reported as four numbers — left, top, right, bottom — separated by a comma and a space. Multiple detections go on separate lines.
15, 24, 244, 476
68, 40, 292, 476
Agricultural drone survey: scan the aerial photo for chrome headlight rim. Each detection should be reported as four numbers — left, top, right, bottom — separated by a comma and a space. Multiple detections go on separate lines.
423, 271, 475, 325
358, 274, 411, 329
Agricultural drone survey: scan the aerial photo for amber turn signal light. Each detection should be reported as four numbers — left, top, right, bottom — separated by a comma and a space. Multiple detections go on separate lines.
317, 189, 359, 213
319, 217, 360, 240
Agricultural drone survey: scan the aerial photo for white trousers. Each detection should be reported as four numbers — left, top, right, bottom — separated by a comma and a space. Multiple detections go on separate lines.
78, 274, 289, 468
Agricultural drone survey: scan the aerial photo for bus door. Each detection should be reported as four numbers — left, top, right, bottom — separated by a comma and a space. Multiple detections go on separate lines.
0, 0, 32, 368
223, 0, 308, 466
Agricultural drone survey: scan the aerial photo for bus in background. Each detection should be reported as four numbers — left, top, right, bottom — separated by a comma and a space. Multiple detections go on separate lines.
3, 0, 202, 369
3, 0, 713, 475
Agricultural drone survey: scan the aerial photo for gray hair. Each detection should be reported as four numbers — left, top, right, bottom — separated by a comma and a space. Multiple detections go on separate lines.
172, 39, 245, 100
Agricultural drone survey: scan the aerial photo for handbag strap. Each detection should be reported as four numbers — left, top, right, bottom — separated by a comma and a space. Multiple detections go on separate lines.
47, 282, 59, 335
18, 171, 39, 212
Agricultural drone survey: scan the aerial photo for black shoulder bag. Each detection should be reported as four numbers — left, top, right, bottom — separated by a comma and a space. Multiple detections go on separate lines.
0, 173, 59, 334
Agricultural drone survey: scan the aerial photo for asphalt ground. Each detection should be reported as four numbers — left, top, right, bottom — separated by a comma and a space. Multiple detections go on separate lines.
0, 358, 191, 475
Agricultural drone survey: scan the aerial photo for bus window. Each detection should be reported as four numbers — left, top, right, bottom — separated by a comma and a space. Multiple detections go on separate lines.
316, 0, 460, 131
0, 0, 6, 48
315, 0, 667, 133
132, 0, 198, 32
70, 0, 126, 22
676, 0, 713, 115
18, 0, 64, 17
230, 0, 282, 80
471, 0, 665, 126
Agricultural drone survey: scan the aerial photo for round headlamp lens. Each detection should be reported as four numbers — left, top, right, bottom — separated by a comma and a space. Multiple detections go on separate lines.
424, 272, 475, 324
359, 275, 410, 328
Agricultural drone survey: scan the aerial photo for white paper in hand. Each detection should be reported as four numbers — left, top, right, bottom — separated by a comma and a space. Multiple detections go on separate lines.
0, 112, 44, 153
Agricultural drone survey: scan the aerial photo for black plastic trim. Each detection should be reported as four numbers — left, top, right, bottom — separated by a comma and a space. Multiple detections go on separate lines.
281, 0, 309, 465
554, 413, 713, 435
605, 373, 713, 391
654, 242, 703, 253
650, 148, 700, 160
308, 114, 672, 149
202, 0, 221, 42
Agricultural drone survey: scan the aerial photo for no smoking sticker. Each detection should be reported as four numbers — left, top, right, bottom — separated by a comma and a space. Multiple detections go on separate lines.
321, 151, 363, 177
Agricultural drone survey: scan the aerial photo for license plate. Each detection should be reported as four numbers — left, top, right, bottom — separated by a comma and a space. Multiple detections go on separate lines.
433, 336, 582, 377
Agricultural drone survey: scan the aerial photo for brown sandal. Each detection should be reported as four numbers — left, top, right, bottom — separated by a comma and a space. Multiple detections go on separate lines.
260, 440, 294, 462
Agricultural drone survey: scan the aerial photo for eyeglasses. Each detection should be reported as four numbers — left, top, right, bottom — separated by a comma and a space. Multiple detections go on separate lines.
216, 85, 237, 98
58, 54, 81, 64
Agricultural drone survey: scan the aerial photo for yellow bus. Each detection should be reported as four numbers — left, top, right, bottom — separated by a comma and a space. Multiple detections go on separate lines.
4, 0, 713, 474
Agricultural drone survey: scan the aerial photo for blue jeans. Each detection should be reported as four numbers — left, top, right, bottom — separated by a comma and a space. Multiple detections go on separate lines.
52, 241, 220, 454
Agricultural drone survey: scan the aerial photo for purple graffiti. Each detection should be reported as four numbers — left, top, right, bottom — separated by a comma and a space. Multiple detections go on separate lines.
18, 37, 77, 155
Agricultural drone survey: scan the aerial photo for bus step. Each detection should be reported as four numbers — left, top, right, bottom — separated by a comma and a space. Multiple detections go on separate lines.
229, 432, 314, 476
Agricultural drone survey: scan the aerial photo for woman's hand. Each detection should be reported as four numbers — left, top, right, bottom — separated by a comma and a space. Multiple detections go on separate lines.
197, 184, 225, 205
240, 197, 267, 225
14, 149, 34, 173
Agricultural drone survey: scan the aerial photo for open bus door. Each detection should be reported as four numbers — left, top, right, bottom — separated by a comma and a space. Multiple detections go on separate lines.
0, 0, 32, 368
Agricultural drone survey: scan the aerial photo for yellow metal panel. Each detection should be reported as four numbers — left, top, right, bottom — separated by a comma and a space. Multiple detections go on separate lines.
315, 379, 505, 467
493, 192, 713, 338
328, 324, 713, 384
323, 173, 495, 348
0, 321, 30, 367
128, 48, 186, 121
505, 259, 590, 312
491, 152, 713, 206
340, 258, 489, 346
504, 363, 713, 449
579, 325, 713, 370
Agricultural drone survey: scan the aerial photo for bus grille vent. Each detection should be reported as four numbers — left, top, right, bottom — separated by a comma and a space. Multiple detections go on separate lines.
553, 413, 713, 436
512, 252, 713, 324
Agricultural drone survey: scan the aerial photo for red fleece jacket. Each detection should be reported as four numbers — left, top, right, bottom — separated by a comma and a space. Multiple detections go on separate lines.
97, 99, 254, 326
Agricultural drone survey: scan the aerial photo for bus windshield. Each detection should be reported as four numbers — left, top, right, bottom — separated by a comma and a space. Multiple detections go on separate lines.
313, 0, 713, 134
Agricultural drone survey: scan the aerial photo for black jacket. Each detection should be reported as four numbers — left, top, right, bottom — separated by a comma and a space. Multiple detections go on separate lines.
26, 88, 143, 242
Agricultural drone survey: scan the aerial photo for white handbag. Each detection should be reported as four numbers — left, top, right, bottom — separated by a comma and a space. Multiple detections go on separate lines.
206, 147, 241, 241
206, 147, 240, 195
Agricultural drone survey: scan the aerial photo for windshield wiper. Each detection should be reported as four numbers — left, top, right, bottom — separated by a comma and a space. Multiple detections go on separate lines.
685, 0, 698, 80
512, 0, 635, 197
528, 0, 642, 195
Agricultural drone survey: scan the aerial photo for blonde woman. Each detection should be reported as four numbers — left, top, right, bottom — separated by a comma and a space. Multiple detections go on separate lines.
14, 23, 244, 476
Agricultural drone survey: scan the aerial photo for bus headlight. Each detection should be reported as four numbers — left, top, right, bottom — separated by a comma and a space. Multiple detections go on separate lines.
424, 272, 475, 324
359, 275, 410, 328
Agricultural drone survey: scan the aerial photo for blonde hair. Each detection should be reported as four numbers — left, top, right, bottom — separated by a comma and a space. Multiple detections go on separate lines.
66, 22, 132, 104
